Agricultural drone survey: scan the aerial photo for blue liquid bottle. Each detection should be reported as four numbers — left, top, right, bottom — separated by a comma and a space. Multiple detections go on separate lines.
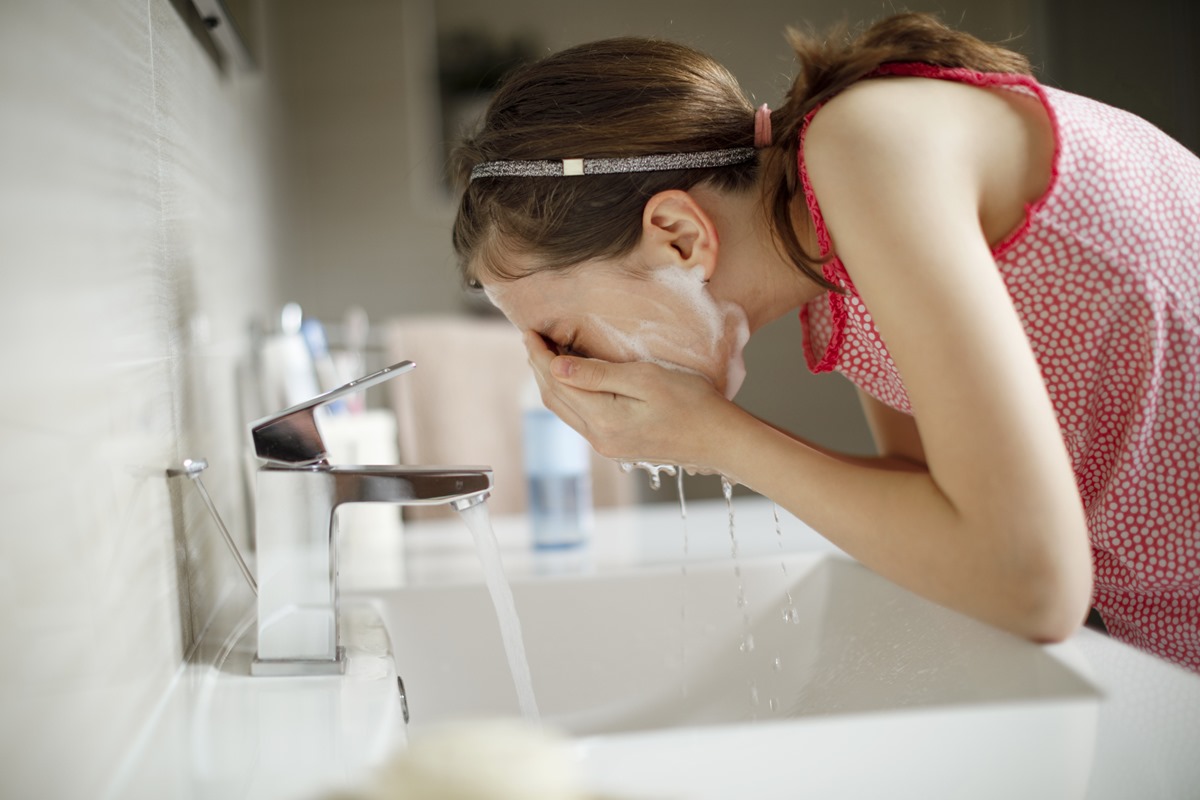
521, 381, 593, 549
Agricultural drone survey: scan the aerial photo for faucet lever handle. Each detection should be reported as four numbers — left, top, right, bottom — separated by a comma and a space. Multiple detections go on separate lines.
251, 360, 416, 465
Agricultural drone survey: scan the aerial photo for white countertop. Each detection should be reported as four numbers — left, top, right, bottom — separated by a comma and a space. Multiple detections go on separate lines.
104, 598, 406, 800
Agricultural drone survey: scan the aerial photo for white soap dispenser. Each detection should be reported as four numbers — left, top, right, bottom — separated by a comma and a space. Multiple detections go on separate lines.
521, 378, 593, 549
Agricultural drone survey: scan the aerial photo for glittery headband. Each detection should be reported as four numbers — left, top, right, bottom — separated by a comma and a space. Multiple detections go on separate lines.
469, 146, 757, 182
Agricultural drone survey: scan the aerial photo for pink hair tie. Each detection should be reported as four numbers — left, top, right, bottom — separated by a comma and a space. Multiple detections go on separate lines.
754, 103, 772, 148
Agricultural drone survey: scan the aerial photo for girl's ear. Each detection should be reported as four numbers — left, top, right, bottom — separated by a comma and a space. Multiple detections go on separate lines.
640, 190, 720, 281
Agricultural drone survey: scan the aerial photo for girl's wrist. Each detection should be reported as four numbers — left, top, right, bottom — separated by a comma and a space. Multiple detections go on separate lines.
691, 400, 764, 482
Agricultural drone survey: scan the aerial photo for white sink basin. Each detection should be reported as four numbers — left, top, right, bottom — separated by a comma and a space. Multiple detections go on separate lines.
366, 552, 1102, 798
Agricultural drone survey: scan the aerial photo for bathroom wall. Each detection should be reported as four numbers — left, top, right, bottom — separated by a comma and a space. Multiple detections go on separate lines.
0, 1, 280, 796
1041, 0, 1198, 155
262, 0, 459, 322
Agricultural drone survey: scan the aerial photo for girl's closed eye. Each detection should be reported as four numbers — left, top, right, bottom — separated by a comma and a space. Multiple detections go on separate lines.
548, 331, 585, 358
536, 332, 578, 357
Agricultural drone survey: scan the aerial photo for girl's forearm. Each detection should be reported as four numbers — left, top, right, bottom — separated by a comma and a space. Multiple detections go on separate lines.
750, 413, 927, 472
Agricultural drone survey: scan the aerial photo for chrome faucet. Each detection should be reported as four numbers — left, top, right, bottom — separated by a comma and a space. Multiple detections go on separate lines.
247, 361, 491, 676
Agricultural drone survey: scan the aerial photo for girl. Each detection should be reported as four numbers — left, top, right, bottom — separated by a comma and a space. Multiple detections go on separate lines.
450, 13, 1200, 672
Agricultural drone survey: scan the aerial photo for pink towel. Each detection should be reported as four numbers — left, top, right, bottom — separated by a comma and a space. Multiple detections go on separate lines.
384, 315, 636, 520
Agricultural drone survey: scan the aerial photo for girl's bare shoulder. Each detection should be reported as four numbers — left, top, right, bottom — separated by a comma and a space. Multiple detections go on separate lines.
805, 76, 983, 166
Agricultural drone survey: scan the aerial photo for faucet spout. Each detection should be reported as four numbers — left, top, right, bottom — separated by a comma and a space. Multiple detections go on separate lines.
450, 493, 488, 512
327, 465, 492, 507
251, 463, 492, 677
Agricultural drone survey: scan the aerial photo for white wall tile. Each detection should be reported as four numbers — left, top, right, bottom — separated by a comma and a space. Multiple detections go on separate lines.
0, 1, 279, 796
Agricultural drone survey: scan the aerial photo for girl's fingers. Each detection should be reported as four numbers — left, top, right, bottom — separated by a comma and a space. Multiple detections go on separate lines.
522, 329, 650, 398
550, 355, 623, 395
523, 331, 602, 432
520, 328, 725, 464
523, 329, 556, 367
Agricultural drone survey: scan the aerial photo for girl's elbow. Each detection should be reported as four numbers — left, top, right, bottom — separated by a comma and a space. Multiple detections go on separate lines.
984, 508, 1092, 643
1018, 554, 1094, 644
1026, 608, 1085, 644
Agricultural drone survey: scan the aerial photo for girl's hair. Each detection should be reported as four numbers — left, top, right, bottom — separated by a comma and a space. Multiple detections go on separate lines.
451, 12, 1031, 289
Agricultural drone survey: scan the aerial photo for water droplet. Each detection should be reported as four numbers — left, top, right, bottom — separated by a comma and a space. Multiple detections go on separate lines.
768, 698, 779, 712
773, 656, 783, 671
740, 634, 756, 652
618, 461, 678, 491
676, 470, 688, 519
750, 684, 760, 705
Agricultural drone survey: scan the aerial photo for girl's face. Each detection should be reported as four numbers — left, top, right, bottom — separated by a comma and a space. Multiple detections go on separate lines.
483, 262, 751, 399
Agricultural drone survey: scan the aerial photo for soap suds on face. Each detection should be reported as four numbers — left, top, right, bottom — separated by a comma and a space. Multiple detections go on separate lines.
484, 264, 751, 400
583, 315, 708, 379
649, 264, 750, 400
580, 264, 749, 399
651, 265, 725, 346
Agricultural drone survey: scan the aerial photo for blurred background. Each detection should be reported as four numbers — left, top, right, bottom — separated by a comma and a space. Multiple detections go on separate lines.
0, 1, 1195, 796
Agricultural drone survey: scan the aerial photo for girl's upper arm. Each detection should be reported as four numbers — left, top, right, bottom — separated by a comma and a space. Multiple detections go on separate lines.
803, 78, 1085, 542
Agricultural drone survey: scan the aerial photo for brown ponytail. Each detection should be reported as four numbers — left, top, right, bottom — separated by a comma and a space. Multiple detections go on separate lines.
452, 13, 1032, 290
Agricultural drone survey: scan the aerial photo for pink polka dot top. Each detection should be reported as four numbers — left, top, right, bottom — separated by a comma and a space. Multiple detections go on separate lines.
797, 63, 1200, 672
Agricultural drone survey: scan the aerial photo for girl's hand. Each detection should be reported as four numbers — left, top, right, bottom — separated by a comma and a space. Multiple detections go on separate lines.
522, 330, 740, 470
